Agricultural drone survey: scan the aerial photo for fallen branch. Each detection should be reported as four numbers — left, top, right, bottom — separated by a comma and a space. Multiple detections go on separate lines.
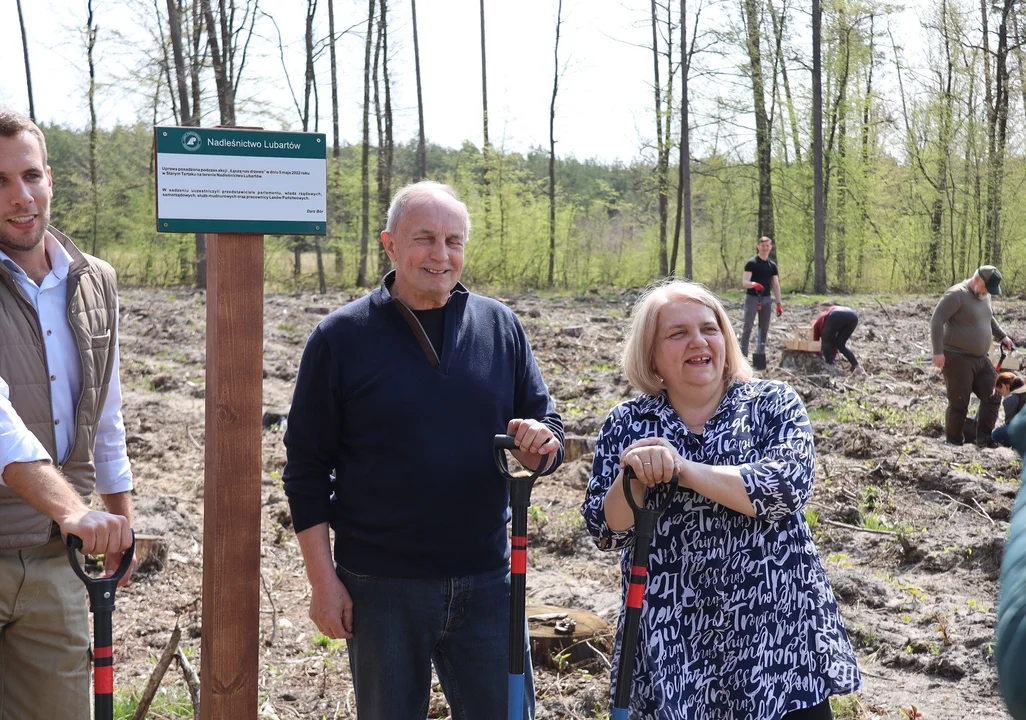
821, 519, 901, 536
859, 668, 897, 682
261, 571, 278, 646
874, 297, 894, 323
176, 648, 201, 718
971, 497, 996, 526
928, 490, 995, 526
186, 425, 203, 451
585, 640, 612, 670
133, 619, 182, 720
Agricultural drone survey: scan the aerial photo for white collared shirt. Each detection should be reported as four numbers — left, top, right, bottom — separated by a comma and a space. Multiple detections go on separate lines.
0, 375, 51, 473
0, 233, 132, 493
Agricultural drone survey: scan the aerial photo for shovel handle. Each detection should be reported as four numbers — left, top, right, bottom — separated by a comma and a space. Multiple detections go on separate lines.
493, 434, 553, 508
622, 465, 679, 518
622, 465, 679, 544
67, 531, 136, 588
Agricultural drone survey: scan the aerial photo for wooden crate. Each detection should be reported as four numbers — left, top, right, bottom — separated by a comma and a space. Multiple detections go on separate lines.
784, 338, 822, 352
792, 326, 815, 342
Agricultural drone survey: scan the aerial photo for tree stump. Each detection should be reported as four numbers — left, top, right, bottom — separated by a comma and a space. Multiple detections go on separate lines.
780, 349, 843, 377
527, 604, 610, 668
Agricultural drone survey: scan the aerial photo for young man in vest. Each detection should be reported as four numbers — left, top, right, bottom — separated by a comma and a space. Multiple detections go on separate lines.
0, 109, 135, 719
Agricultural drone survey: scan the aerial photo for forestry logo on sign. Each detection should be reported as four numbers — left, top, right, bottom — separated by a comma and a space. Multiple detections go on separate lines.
181, 131, 202, 152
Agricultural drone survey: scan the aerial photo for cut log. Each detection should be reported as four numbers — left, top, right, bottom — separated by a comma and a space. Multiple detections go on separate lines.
134, 534, 169, 574
527, 604, 610, 668
780, 349, 843, 376
564, 436, 596, 463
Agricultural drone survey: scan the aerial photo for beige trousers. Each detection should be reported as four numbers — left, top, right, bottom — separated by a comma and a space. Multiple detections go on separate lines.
0, 535, 90, 720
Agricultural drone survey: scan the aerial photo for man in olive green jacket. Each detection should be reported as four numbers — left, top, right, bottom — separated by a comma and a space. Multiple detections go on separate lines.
930, 266, 1014, 447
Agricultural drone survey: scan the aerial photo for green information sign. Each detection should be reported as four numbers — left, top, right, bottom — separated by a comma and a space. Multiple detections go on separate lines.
155, 126, 328, 235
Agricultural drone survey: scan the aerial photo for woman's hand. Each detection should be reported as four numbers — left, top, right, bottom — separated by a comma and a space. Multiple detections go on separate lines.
621, 437, 685, 487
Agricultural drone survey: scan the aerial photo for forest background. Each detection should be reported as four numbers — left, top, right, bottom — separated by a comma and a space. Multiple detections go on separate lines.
2, 0, 1023, 296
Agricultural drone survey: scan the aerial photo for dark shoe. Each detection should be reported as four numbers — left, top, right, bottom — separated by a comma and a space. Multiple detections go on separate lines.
945, 437, 964, 446
976, 439, 999, 449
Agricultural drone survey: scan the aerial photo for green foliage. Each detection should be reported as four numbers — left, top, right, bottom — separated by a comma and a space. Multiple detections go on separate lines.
40, 110, 1026, 293
114, 685, 193, 719
829, 694, 866, 719
312, 633, 346, 653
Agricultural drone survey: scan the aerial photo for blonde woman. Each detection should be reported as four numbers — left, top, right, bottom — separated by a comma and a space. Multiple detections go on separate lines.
581, 280, 860, 720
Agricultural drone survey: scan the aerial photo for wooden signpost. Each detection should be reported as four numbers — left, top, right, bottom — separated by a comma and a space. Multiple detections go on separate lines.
154, 126, 326, 719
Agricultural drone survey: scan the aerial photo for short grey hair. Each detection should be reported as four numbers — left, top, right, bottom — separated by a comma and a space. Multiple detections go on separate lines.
384, 181, 472, 240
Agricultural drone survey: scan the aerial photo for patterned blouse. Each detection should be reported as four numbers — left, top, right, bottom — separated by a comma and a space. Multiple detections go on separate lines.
581, 379, 861, 720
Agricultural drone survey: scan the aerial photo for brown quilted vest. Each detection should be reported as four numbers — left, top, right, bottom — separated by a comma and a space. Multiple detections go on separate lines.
0, 227, 119, 549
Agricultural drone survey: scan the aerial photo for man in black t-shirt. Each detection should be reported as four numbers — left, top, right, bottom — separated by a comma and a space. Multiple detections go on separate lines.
740, 236, 783, 359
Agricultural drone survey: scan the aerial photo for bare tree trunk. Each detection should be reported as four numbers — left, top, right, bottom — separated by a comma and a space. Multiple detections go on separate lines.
812, 0, 826, 292
373, 0, 392, 276
670, 0, 694, 279
199, 0, 258, 127
741, 0, 775, 241
381, 0, 393, 276
1011, 7, 1026, 118
479, 0, 492, 239
87, 0, 100, 256
547, 0, 563, 288
858, 14, 874, 284
357, 0, 374, 287
767, 0, 800, 163
200, 0, 232, 124
832, 6, 849, 287
306, 0, 326, 293
985, 0, 1012, 265
190, 0, 203, 123
650, 0, 668, 275
167, 0, 192, 123
934, 0, 953, 284
328, 0, 340, 157
168, 0, 206, 288
327, 0, 343, 281
16, 0, 36, 120
189, 0, 207, 287
411, 0, 427, 179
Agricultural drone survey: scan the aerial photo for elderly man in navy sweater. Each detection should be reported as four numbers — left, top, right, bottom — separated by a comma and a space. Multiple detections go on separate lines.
283, 180, 564, 720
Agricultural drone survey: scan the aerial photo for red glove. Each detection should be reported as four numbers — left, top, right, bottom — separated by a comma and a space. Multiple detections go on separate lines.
776, 303, 783, 317
752, 282, 764, 293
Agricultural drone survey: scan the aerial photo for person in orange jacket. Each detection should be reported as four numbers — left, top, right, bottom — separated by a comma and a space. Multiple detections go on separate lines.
812, 306, 866, 376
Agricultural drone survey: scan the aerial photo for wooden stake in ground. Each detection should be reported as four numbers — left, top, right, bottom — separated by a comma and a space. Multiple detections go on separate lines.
200, 234, 264, 720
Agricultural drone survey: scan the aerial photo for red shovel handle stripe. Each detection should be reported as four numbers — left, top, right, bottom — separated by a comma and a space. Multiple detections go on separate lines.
626, 565, 647, 609
511, 535, 528, 574
94, 648, 114, 696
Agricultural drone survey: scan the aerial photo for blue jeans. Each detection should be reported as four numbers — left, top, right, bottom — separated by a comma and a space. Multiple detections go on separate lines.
338, 563, 535, 720
995, 424, 1012, 447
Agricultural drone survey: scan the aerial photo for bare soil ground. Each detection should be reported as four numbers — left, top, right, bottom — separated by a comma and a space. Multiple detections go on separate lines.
110, 287, 1024, 719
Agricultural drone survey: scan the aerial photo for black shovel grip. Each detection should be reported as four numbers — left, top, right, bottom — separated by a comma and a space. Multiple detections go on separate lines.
67, 530, 136, 587
622, 465, 679, 539
492, 434, 552, 478
493, 434, 554, 510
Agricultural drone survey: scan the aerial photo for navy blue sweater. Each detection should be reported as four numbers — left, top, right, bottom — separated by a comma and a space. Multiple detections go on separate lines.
283, 274, 564, 578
